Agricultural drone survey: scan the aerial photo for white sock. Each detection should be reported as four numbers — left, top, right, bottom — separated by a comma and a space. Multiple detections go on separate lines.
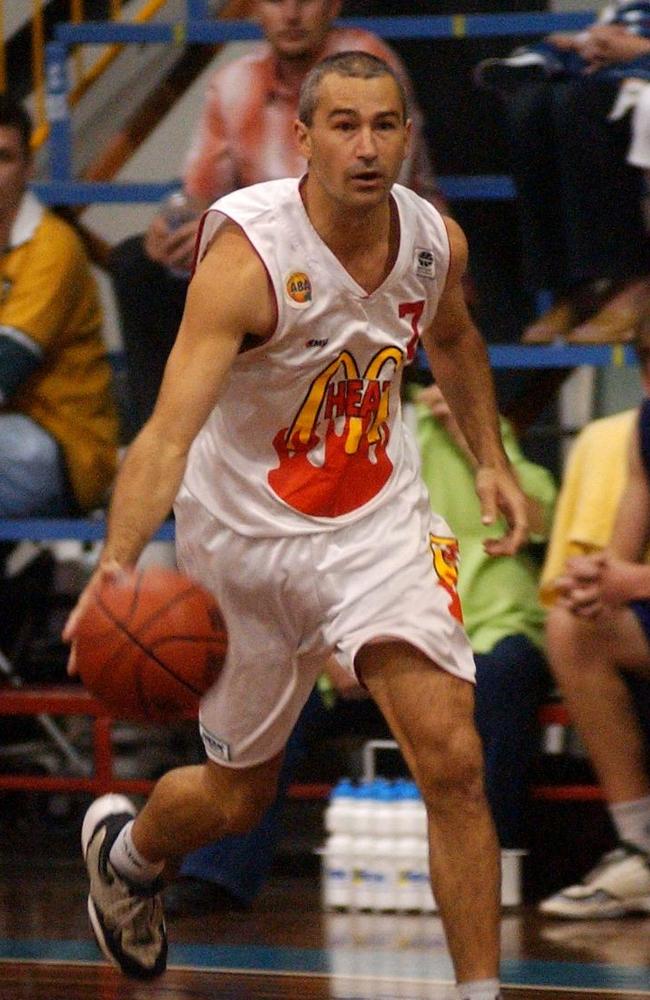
108, 820, 165, 884
609, 796, 650, 854
456, 980, 501, 1000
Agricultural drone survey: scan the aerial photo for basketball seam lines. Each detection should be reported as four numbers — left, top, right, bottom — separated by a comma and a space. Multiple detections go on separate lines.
94, 593, 210, 700
123, 576, 199, 635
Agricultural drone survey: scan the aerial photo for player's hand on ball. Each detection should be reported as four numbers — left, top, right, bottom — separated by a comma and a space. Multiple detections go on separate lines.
63, 560, 127, 676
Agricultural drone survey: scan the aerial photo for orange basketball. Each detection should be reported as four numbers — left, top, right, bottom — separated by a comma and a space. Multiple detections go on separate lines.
75, 566, 227, 722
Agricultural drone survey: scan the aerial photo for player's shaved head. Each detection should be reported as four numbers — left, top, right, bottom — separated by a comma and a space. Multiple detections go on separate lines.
298, 50, 407, 126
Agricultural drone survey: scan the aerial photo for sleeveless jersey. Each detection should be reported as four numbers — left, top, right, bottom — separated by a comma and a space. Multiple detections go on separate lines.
183, 177, 450, 537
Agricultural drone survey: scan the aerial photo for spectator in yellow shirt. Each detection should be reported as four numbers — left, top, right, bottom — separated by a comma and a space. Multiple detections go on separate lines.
0, 95, 118, 517
538, 325, 650, 918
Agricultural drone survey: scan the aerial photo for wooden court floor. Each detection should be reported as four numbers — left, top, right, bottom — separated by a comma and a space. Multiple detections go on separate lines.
1, 811, 650, 1000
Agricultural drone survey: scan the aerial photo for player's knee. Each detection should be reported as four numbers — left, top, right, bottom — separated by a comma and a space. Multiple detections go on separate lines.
417, 723, 485, 812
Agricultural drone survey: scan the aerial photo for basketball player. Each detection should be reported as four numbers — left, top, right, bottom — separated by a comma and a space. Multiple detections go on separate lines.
65, 52, 528, 1000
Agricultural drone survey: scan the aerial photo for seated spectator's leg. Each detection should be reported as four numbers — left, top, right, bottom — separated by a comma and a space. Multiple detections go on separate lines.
550, 77, 650, 290
0, 414, 75, 516
540, 604, 650, 917
625, 672, 650, 754
110, 236, 188, 437
0, 415, 72, 665
474, 636, 549, 848
500, 81, 566, 295
171, 684, 329, 912
546, 604, 650, 803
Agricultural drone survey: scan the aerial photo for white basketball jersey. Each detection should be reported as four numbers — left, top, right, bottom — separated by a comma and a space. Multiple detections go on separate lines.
183, 177, 450, 537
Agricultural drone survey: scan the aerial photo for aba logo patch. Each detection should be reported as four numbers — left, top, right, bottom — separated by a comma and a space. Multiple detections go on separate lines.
199, 722, 231, 762
284, 270, 312, 309
414, 248, 435, 279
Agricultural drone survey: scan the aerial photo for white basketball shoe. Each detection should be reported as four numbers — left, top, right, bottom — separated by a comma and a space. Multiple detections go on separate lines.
539, 843, 650, 919
81, 794, 167, 979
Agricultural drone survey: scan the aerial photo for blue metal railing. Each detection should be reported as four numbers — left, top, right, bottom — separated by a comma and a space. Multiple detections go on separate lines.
41, 10, 596, 194
38, 8, 635, 369
107, 344, 639, 374
54, 11, 595, 46
0, 518, 174, 542
488, 344, 636, 369
32, 180, 178, 202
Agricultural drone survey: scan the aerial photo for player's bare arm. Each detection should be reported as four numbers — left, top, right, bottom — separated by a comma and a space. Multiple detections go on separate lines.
103, 222, 273, 567
420, 216, 528, 555
609, 423, 650, 563
64, 222, 275, 652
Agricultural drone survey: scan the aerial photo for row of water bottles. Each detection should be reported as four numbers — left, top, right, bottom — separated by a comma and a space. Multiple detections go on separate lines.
320, 777, 436, 913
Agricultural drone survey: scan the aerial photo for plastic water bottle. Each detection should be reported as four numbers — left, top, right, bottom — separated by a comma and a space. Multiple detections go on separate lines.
375, 779, 399, 837
352, 781, 375, 836
395, 780, 426, 838
160, 189, 198, 279
351, 834, 375, 911
413, 837, 436, 912
391, 777, 409, 835
325, 778, 357, 836
322, 833, 354, 910
373, 834, 398, 911
394, 835, 423, 912
320, 775, 435, 913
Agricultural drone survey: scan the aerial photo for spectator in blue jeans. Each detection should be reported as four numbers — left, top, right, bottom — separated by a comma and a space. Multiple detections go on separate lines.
0, 95, 118, 658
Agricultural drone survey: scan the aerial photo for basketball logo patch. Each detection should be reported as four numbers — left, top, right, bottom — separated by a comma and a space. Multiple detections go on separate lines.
414, 248, 435, 280
284, 270, 313, 309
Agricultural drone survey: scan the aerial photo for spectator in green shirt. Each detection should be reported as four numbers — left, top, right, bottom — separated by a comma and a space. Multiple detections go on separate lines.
414, 385, 557, 847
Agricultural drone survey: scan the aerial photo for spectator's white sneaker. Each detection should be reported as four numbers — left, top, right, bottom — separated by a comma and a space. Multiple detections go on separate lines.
474, 52, 549, 93
539, 844, 650, 919
81, 794, 167, 979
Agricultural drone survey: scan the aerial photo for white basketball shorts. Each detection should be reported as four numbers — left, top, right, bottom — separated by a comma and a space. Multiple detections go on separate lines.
174, 481, 475, 768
